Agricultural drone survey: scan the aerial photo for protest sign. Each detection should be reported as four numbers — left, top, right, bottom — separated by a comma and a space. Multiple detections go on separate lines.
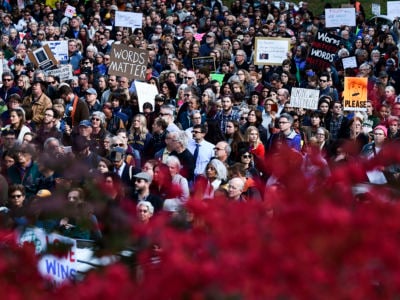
306, 31, 341, 69
387, 2, 400, 20
135, 81, 158, 112
211, 73, 224, 84
325, 8, 356, 28
42, 41, 69, 62
343, 77, 368, 111
45, 65, 73, 82
290, 87, 320, 110
342, 56, 357, 69
64, 5, 76, 18
27, 44, 57, 70
115, 11, 142, 29
371, 3, 381, 16
108, 44, 149, 81
194, 33, 205, 42
37, 233, 78, 284
254, 37, 290, 65
192, 56, 216, 72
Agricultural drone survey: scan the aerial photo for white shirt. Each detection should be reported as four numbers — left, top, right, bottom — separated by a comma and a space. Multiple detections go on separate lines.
187, 139, 215, 176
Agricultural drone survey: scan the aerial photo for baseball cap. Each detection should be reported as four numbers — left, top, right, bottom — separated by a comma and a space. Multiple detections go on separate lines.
79, 120, 92, 127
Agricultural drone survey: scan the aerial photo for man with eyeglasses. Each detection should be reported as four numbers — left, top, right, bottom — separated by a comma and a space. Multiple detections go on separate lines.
34, 108, 62, 149
188, 124, 215, 177
159, 104, 180, 132
319, 71, 338, 101
133, 173, 163, 213
7, 144, 40, 199
84, 88, 101, 114
0, 71, 22, 103
234, 50, 249, 71
267, 113, 301, 152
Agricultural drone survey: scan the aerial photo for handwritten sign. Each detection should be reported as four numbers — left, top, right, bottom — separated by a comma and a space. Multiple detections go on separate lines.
135, 81, 158, 112
27, 44, 57, 70
342, 56, 357, 69
192, 56, 216, 72
325, 8, 356, 28
37, 233, 77, 284
387, 2, 400, 20
64, 5, 76, 18
45, 65, 73, 82
254, 37, 290, 65
290, 88, 320, 110
42, 41, 68, 62
372, 3, 381, 16
343, 77, 368, 111
115, 11, 142, 29
108, 44, 149, 81
306, 31, 340, 69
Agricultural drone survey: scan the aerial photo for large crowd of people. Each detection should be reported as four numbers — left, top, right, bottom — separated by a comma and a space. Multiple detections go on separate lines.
0, 0, 400, 240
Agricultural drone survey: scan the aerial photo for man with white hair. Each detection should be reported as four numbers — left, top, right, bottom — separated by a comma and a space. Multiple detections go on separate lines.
136, 201, 154, 224
227, 177, 246, 202
169, 130, 195, 183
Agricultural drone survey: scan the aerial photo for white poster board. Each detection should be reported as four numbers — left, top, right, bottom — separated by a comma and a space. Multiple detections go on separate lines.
342, 56, 358, 69
290, 88, 320, 110
64, 5, 76, 18
135, 81, 158, 112
42, 41, 69, 62
254, 37, 290, 65
387, 2, 400, 20
371, 3, 381, 16
115, 11, 143, 29
45, 65, 73, 82
325, 8, 356, 28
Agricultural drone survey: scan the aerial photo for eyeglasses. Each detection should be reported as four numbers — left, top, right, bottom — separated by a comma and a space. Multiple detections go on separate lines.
112, 143, 124, 147
184, 77, 194, 80
192, 131, 202, 134
279, 121, 290, 124
242, 154, 252, 159
116, 33, 122, 36
138, 209, 149, 213
184, 93, 191, 97
319, 79, 327, 82
11, 194, 23, 198
240, 117, 247, 120
3, 78, 12, 81
214, 147, 223, 151
159, 113, 170, 116
79, 77, 87, 80
47, 81, 56, 84
83, 62, 91, 65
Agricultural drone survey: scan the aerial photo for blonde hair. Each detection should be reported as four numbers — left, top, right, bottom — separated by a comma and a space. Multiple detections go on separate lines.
129, 114, 149, 140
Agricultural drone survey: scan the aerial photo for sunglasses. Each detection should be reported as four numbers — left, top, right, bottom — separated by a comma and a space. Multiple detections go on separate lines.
3, 78, 12, 81
91, 118, 100, 121
242, 154, 252, 159
112, 143, 124, 147
11, 194, 23, 198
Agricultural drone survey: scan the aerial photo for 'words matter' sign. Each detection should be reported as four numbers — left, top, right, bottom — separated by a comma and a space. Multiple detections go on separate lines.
108, 44, 149, 81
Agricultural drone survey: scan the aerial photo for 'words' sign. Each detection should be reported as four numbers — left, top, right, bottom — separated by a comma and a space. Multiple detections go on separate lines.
108, 44, 149, 81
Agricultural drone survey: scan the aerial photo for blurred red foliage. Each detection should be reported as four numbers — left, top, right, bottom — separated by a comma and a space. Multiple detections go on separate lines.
2, 146, 400, 299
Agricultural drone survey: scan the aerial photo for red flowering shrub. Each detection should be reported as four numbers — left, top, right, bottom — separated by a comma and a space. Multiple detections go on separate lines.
2, 146, 400, 299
